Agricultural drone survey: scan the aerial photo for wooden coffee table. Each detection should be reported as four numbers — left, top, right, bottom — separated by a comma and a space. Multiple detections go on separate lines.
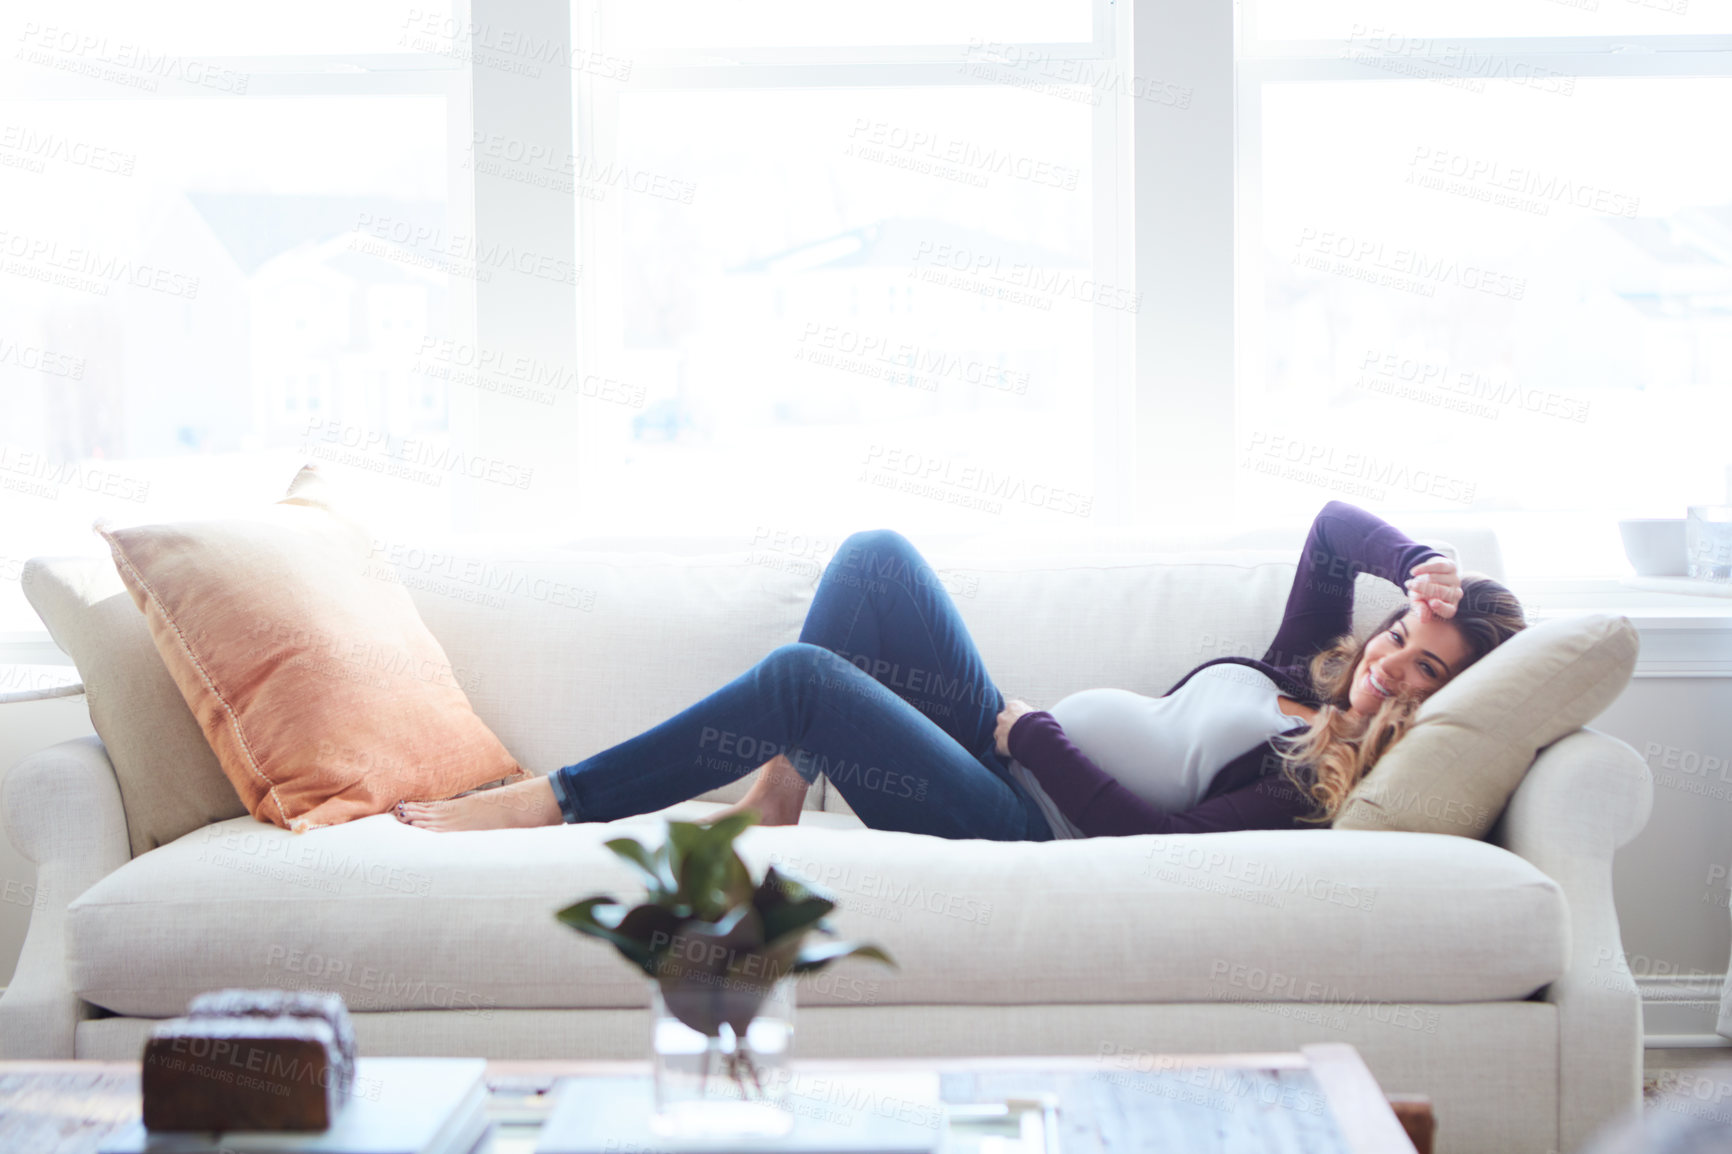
0, 1045, 1427, 1154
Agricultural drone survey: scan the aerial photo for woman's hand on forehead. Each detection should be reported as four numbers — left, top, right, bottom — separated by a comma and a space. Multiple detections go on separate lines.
1405, 557, 1463, 623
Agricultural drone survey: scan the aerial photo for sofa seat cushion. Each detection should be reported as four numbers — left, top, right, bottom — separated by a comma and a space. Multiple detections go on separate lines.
67, 807, 1566, 1018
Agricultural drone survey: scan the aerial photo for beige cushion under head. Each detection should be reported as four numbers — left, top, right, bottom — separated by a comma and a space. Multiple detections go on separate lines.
24, 558, 248, 856
96, 465, 526, 834
1333, 612, 1638, 838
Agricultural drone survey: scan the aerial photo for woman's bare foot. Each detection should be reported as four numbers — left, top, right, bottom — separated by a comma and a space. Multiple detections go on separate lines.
395, 777, 563, 831
708, 755, 809, 827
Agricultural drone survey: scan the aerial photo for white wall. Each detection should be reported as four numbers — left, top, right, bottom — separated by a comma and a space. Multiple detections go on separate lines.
1600, 670, 1732, 1039
1606, 677, 1732, 976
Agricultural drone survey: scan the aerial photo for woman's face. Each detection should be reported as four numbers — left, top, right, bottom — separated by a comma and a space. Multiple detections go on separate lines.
1346, 610, 1474, 717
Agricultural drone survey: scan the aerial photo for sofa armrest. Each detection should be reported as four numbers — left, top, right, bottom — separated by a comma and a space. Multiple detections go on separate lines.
0, 735, 130, 1058
1489, 725, 1653, 1154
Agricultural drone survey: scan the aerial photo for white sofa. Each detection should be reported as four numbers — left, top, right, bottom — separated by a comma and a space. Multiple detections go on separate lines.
0, 524, 1652, 1154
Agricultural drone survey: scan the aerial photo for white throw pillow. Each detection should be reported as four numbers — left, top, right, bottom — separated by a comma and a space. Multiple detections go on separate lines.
1333, 612, 1638, 838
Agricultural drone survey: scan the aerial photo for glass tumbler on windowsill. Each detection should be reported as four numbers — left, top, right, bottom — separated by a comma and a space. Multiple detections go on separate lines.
649, 975, 796, 1140
1687, 506, 1732, 582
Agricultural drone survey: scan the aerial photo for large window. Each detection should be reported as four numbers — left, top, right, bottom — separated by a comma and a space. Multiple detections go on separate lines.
5, 1, 1730, 644
1238, 6, 1732, 575
0, 1, 464, 633
0, 1, 1134, 638
545, 0, 1131, 536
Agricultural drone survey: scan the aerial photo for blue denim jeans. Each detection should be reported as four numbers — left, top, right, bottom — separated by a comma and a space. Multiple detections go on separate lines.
547, 530, 1052, 841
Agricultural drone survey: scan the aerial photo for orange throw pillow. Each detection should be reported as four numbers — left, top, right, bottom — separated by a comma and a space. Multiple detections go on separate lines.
99, 465, 525, 832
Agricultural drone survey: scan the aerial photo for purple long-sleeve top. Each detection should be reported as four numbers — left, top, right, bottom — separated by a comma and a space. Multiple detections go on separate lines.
1006, 501, 1445, 836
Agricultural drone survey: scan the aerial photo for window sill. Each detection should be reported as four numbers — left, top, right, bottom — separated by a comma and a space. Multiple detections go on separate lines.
1502, 580, 1732, 679
0, 633, 74, 667
9, 573, 1730, 673
1509, 577, 1732, 625
0, 665, 83, 706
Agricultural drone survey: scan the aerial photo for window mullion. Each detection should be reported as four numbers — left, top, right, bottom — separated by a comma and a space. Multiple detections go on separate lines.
1131, 0, 1237, 528
462, 0, 581, 535
1090, 0, 1135, 524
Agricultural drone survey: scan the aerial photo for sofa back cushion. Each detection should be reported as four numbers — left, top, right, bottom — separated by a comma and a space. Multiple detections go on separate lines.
395, 548, 815, 787
24, 556, 247, 856
393, 546, 1411, 803
1333, 611, 1639, 838
26, 526, 1432, 846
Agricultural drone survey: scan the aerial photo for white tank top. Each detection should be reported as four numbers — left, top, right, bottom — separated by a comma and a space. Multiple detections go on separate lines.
1008, 663, 1310, 840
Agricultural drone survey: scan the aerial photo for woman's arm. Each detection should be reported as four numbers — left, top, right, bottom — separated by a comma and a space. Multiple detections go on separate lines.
1007, 711, 1316, 837
1261, 500, 1447, 672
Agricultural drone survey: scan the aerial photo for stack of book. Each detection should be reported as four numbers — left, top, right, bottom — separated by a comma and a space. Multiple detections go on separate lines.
99, 1057, 489, 1154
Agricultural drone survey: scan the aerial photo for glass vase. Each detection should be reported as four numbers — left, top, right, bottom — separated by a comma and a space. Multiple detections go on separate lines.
649, 974, 796, 1139
1687, 505, 1732, 582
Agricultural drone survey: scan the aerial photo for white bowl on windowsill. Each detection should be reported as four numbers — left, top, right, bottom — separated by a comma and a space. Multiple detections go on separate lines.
1618, 518, 1688, 577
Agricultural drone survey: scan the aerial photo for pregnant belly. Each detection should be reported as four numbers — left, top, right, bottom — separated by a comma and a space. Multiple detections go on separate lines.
1047, 688, 1208, 813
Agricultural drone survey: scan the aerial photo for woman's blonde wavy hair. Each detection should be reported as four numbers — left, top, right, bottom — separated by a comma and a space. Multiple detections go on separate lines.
1279, 576, 1527, 824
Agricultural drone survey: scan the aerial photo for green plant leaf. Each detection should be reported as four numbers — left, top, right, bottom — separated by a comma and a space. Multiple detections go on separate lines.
731, 937, 803, 987
663, 819, 704, 858
554, 896, 621, 932
555, 814, 890, 999
699, 809, 761, 843
555, 897, 659, 972
651, 904, 764, 982
667, 818, 755, 920
754, 865, 837, 946
717, 854, 757, 913
616, 904, 690, 960
664, 821, 717, 910
668, 901, 758, 949
604, 837, 674, 895
789, 939, 897, 974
